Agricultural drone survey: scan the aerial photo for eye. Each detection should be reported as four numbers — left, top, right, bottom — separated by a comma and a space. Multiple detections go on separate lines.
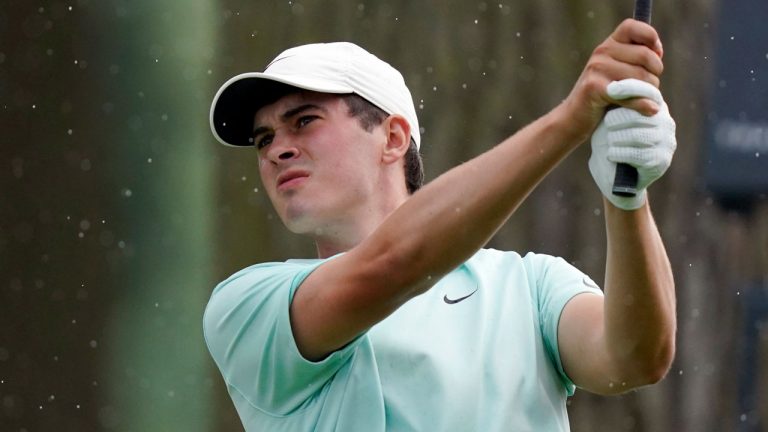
297, 115, 317, 128
256, 134, 273, 150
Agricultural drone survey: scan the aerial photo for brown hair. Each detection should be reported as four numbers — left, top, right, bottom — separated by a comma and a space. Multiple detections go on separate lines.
341, 94, 424, 194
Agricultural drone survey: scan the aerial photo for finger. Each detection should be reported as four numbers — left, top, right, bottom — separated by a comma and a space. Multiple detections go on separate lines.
604, 106, 659, 129
607, 79, 663, 103
592, 62, 660, 93
612, 19, 663, 57
604, 41, 664, 77
612, 98, 660, 117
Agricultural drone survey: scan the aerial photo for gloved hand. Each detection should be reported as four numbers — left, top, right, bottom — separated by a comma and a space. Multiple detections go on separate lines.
589, 79, 677, 210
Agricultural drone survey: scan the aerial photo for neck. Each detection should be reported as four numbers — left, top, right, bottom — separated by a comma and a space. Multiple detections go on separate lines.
313, 190, 409, 259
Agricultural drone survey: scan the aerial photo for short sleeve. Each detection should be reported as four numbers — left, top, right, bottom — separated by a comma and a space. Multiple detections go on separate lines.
202, 260, 365, 415
524, 253, 603, 396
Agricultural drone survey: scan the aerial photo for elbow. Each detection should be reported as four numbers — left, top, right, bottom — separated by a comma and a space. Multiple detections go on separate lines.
644, 339, 676, 385
622, 337, 677, 389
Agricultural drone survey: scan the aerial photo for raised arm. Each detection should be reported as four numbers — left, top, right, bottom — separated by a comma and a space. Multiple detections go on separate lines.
557, 22, 677, 393
291, 19, 665, 361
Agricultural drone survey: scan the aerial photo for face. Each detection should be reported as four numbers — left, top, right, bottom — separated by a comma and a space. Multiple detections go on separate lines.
252, 91, 386, 236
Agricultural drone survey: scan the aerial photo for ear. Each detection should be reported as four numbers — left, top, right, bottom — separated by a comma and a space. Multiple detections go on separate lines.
381, 114, 411, 165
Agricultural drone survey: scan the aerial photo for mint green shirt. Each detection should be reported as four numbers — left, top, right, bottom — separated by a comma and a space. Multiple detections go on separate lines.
203, 248, 603, 431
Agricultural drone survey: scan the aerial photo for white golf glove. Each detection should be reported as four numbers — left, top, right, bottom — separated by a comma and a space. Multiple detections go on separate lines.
589, 79, 677, 210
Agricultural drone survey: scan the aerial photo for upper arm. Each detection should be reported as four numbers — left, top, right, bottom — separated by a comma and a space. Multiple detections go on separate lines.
203, 265, 360, 413
289, 248, 422, 361
557, 292, 625, 395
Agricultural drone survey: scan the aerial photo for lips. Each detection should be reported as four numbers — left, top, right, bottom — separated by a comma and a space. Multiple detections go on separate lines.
276, 169, 310, 189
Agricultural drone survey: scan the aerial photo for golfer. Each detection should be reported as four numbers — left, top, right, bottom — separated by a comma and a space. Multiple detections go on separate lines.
204, 18, 677, 431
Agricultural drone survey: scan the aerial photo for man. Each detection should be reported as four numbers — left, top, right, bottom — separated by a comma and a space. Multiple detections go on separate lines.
204, 18, 677, 431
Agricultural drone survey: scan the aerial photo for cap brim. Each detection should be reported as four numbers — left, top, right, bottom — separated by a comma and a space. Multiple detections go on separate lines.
210, 72, 353, 147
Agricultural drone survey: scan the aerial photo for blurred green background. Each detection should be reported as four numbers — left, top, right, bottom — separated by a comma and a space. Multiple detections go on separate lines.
2, 0, 766, 431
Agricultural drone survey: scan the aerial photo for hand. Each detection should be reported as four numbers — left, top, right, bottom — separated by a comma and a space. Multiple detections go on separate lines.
589, 79, 677, 210
562, 19, 664, 141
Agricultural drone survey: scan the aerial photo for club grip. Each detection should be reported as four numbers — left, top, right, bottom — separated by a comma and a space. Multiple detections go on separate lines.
634, 0, 653, 23
612, 163, 640, 197
611, 0, 653, 198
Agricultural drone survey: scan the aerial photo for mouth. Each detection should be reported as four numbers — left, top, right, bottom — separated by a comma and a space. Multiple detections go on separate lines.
276, 170, 310, 190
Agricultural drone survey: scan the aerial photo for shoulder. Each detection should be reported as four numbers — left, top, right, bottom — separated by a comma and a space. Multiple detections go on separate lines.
203, 259, 325, 336
468, 248, 591, 290
211, 259, 322, 297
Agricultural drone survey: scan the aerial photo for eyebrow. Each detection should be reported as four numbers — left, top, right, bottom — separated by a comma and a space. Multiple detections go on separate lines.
252, 103, 326, 137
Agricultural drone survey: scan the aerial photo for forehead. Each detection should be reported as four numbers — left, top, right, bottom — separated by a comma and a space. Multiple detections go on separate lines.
253, 91, 345, 125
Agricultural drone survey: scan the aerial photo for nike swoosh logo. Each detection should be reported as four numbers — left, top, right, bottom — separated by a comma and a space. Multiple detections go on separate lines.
582, 276, 599, 289
443, 288, 478, 305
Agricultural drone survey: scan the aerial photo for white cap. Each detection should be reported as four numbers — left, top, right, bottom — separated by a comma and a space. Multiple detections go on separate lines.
210, 42, 421, 149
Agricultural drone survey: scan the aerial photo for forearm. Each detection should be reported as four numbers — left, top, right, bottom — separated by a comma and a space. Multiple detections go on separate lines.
359, 103, 587, 295
602, 196, 676, 382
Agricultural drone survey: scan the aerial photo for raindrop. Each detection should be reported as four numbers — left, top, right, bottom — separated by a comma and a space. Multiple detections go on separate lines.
474, 19, 478, 24
122, 188, 132, 197
67, 129, 73, 135
89, 340, 98, 348
253, 188, 259, 193
147, 158, 152, 163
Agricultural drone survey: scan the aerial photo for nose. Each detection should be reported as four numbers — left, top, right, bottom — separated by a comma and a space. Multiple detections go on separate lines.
266, 134, 300, 164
